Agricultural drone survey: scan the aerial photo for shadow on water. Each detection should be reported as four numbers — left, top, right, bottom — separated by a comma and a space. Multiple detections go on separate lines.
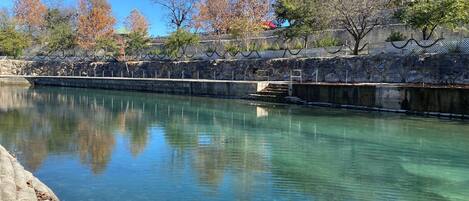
0, 86, 469, 200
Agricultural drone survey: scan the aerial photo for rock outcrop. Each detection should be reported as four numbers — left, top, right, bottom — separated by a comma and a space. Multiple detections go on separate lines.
0, 145, 59, 201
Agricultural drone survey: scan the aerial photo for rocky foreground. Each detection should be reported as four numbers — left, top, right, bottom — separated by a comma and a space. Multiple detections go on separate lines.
0, 145, 59, 201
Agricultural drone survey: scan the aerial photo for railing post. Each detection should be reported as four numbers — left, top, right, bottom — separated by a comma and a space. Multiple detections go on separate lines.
102, 70, 104, 77
300, 70, 303, 83
197, 71, 200, 79
213, 71, 216, 80
345, 70, 348, 83
121, 71, 123, 77
316, 68, 318, 83
182, 70, 185, 79
132, 71, 134, 78
143, 71, 146, 78
168, 71, 171, 79
232, 71, 234, 80
111, 70, 113, 77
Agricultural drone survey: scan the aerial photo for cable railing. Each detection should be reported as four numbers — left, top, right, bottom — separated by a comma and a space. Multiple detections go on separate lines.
3, 37, 468, 63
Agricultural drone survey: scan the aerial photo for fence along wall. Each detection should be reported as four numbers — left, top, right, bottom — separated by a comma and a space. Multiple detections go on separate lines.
1, 53, 469, 84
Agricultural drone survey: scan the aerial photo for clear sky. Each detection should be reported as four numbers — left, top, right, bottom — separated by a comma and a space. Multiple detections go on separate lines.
0, 0, 171, 36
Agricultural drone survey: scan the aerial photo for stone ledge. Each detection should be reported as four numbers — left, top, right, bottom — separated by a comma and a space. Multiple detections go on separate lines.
0, 145, 59, 201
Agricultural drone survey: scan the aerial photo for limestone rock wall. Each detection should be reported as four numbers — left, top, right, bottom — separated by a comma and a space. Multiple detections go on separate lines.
1, 54, 468, 84
0, 145, 59, 201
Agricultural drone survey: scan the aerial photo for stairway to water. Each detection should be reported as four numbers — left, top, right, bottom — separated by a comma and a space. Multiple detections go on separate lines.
248, 83, 290, 103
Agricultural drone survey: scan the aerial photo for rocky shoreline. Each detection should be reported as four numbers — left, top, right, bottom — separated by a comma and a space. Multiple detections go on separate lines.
0, 145, 59, 201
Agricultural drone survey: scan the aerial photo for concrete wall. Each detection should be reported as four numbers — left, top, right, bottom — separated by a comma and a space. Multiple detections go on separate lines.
2, 54, 469, 84
27, 77, 264, 99
0, 75, 30, 86
292, 83, 469, 117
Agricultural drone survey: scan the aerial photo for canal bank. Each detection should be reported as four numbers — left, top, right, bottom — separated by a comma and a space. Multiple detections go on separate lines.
0, 145, 59, 201
292, 83, 469, 118
1, 75, 468, 118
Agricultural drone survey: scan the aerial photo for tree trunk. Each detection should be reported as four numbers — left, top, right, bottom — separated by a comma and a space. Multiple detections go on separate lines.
422, 27, 431, 40
353, 38, 360, 55
304, 35, 309, 49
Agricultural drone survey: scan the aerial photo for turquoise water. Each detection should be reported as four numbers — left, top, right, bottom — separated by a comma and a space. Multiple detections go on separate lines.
1, 86, 469, 201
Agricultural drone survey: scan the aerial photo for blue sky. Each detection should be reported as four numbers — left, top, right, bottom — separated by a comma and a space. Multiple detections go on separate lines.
0, 0, 170, 36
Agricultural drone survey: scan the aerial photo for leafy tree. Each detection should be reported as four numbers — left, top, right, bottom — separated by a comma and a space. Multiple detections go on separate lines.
95, 37, 119, 56
195, 0, 232, 35
77, 0, 116, 52
125, 9, 149, 34
274, 0, 329, 48
44, 8, 77, 55
0, 9, 30, 57
13, 0, 47, 35
164, 28, 199, 58
123, 9, 150, 56
46, 23, 76, 55
401, 0, 469, 40
125, 32, 150, 56
196, 0, 270, 49
228, 0, 271, 49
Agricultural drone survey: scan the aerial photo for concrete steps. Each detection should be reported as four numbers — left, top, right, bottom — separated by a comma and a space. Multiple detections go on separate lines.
249, 83, 289, 103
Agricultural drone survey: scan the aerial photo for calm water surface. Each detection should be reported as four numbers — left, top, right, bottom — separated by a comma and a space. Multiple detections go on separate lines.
1, 86, 469, 201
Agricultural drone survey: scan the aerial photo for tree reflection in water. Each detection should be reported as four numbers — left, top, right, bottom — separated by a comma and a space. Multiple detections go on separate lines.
1, 86, 469, 200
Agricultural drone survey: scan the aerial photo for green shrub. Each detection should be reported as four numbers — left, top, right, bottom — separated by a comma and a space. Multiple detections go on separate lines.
291, 39, 304, 49
385, 31, 407, 42
164, 29, 199, 58
242, 42, 261, 51
268, 43, 282, 51
224, 43, 240, 54
256, 41, 270, 51
315, 36, 342, 47
147, 48, 162, 55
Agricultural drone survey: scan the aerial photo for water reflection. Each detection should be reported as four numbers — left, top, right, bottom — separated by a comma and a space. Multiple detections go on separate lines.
0, 86, 469, 201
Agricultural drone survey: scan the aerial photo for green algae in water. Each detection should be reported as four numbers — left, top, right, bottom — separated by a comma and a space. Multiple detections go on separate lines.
1, 86, 469, 201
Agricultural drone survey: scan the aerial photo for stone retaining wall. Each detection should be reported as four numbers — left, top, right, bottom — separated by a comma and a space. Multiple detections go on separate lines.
0, 145, 59, 201
1, 54, 468, 84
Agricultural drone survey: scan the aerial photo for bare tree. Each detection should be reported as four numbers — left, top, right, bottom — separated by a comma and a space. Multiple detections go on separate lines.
329, 0, 391, 55
153, 0, 196, 30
